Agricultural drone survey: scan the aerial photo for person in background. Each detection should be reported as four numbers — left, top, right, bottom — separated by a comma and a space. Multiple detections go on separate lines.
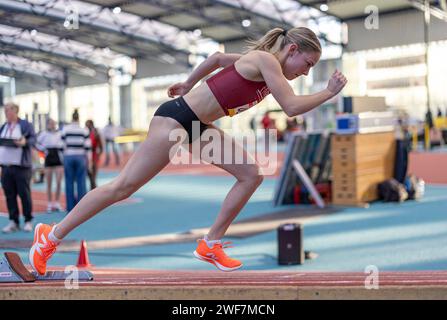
300, 116, 307, 132
283, 117, 300, 142
286, 117, 299, 130
425, 108, 434, 130
36, 118, 64, 213
0, 102, 36, 233
102, 117, 121, 167
261, 111, 273, 144
425, 108, 445, 149
271, 118, 283, 141
86, 120, 103, 190
61, 110, 91, 212
249, 116, 256, 134
261, 111, 273, 131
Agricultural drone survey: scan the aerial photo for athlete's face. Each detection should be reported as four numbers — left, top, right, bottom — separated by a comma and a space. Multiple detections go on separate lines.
282, 44, 320, 80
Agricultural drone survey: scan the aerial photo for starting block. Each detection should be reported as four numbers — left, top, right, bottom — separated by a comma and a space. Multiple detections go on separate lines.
0, 252, 93, 283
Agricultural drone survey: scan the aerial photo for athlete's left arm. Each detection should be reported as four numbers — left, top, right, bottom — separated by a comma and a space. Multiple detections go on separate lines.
167, 52, 241, 97
255, 52, 347, 117
216, 52, 243, 68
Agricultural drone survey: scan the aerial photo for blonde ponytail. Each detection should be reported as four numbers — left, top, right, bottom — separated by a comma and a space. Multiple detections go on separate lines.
245, 27, 321, 55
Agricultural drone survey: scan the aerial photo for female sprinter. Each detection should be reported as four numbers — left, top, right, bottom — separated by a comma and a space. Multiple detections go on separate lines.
29, 27, 347, 274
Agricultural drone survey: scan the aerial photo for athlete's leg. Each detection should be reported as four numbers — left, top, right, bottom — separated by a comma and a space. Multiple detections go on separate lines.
190, 124, 264, 241
53, 116, 183, 239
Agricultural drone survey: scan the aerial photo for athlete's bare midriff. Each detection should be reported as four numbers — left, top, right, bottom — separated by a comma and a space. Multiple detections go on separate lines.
182, 82, 226, 124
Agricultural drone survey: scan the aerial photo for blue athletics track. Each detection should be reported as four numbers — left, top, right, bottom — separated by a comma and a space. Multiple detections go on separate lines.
1, 148, 447, 299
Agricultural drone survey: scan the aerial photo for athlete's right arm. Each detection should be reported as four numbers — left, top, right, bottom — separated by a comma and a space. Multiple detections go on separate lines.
255, 52, 346, 117
168, 52, 241, 98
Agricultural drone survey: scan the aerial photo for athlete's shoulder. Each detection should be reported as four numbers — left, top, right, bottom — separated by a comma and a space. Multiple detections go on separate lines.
243, 50, 275, 59
243, 50, 280, 67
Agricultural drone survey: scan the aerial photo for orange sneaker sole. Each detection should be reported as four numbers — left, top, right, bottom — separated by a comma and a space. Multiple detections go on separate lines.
193, 250, 242, 272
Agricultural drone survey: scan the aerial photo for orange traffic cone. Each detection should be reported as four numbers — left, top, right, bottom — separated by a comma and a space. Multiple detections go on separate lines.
76, 240, 93, 268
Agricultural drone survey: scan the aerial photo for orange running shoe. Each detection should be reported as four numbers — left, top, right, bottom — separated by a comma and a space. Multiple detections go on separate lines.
193, 239, 242, 272
29, 223, 59, 275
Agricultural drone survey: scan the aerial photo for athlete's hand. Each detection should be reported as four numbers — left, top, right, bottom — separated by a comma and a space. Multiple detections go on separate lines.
167, 82, 193, 97
327, 70, 347, 96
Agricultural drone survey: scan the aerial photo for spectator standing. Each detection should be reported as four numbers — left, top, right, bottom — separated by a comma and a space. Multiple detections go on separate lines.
249, 116, 256, 133
36, 118, 64, 213
102, 117, 121, 166
0, 102, 36, 233
284, 117, 300, 142
261, 111, 273, 131
86, 120, 103, 190
62, 110, 91, 212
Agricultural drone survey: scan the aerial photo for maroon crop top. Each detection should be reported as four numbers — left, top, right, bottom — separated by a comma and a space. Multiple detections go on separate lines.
206, 64, 271, 117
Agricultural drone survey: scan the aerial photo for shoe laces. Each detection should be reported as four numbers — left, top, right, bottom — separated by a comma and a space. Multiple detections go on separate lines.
213, 242, 236, 262
217, 241, 233, 249
39, 224, 58, 259
196, 239, 233, 249
41, 241, 57, 259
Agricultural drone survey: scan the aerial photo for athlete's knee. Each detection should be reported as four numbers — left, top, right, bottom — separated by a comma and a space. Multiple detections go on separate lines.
110, 179, 138, 200
250, 174, 264, 189
250, 169, 264, 186
238, 165, 264, 186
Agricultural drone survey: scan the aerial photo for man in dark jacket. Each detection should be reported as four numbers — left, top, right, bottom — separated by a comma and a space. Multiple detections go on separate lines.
0, 102, 36, 233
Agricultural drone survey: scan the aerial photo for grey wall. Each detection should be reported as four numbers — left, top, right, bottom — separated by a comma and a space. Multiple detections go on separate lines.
225, 10, 447, 54
15, 71, 106, 95
135, 58, 190, 79
14, 9, 447, 93
16, 80, 49, 95
68, 72, 107, 87
14, 58, 191, 95
346, 10, 447, 52
223, 40, 248, 54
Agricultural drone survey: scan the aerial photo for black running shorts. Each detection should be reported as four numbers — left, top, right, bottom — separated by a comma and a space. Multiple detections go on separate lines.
154, 97, 209, 143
